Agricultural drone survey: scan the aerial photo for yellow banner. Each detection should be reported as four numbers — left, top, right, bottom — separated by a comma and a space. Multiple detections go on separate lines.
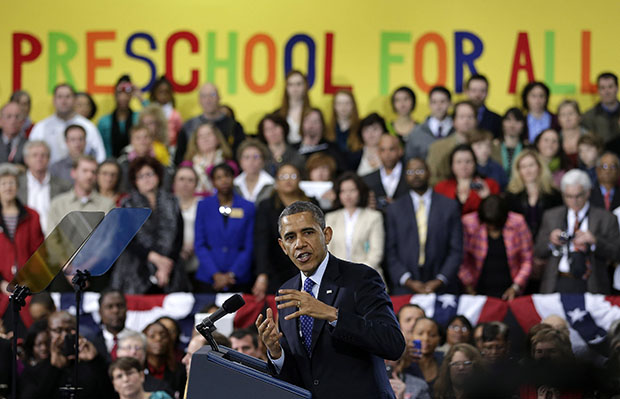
2, 0, 619, 131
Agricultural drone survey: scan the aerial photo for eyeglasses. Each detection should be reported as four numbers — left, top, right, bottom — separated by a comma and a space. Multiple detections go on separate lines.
49, 327, 73, 335
241, 154, 262, 161
449, 360, 473, 368
598, 163, 619, 170
406, 169, 426, 176
278, 173, 298, 181
448, 325, 469, 333
136, 171, 156, 180
563, 192, 586, 200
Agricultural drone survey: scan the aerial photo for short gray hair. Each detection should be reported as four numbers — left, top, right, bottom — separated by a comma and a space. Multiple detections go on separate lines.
117, 330, 147, 349
0, 163, 20, 182
278, 201, 325, 235
23, 140, 50, 159
561, 169, 592, 193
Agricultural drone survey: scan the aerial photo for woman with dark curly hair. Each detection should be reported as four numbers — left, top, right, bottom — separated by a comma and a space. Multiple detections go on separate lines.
110, 156, 188, 294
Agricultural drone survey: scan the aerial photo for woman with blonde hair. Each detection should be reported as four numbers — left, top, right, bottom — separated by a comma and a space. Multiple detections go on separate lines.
505, 149, 562, 238
184, 122, 233, 196
139, 104, 170, 166
276, 70, 312, 144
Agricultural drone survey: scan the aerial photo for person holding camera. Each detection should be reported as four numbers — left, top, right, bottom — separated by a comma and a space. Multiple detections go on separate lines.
535, 169, 620, 293
19, 311, 115, 399
434, 144, 500, 215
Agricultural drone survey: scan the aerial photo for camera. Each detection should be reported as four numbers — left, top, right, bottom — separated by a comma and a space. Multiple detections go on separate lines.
558, 231, 572, 244
62, 333, 76, 357
470, 181, 483, 190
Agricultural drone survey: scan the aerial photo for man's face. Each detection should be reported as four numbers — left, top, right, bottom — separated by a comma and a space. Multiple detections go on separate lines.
405, 158, 429, 191
453, 104, 477, 135
230, 335, 258, 358
65, 128, 86, 158
71, 159, 98, 193
25, 145, 50, 173
0, 103, 23, 138
563, 184, 589, 213
53, 87, 75, 116
466, 80, 488, 107
480, 337, 508, 363
278, 211, 332, 277
48, 315, 74, 351
429, 92, 451, 120
598, 77, 618, 105
99, 293, 127, 333
301, 111, 323, 142
199, 83, 220, 115
182, 335, 206, 375
378, 135, 402, 170
596, 153, 619, 186
398, 306, 425, 339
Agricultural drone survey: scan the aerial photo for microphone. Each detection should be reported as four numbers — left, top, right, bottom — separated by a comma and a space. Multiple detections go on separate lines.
196, 294, 245, 331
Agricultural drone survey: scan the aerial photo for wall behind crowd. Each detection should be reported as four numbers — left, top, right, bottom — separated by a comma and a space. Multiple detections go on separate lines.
2, 0, 619, 130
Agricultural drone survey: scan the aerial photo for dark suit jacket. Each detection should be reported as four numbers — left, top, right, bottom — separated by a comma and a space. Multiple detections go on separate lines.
385, 191, 463, 294
86, 330, 111, 364
478, 106, 503, 139
274, 255, 405, 399
534, 205, 620, 294
17, 173, 72, 205
363, 163, 409, 212
0, 134, 26, 165
590, 185, 620, 211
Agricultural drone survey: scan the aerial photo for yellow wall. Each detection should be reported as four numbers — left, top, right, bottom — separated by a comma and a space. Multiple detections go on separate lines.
2, 0, 619, 132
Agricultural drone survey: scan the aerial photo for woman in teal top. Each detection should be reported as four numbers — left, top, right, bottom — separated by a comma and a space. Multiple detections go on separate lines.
109, 357, 173, 399
98, 75, 141, 157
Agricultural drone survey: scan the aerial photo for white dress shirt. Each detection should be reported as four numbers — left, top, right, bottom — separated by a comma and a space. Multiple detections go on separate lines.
234, 170, 275, 202
29, 113, 106, 164
26, 171, 51, 233
428, 116, 453, 138
558, 203, 591, 273
380, 162, 402, 199
343, 209, 361, 260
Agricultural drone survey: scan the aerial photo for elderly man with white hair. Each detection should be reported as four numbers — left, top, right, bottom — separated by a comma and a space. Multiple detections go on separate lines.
535, 169, 620, 293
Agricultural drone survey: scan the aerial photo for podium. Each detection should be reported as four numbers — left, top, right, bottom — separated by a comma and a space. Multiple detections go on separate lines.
186, 346, 311, 399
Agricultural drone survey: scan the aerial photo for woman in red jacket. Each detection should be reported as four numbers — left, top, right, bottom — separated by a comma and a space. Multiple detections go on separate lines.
0, 163, 44, 295
435, 144, 500, 215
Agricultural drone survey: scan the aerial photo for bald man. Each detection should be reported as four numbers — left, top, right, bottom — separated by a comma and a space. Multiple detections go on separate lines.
363, 134, 409, 212
174, 83, 246, 164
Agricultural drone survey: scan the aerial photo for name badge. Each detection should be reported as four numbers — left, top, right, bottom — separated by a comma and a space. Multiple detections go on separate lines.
230, 208, 244, 218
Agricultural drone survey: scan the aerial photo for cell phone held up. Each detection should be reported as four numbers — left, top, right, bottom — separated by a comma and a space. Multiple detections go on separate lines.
470, 181, 484, 191
62, 333, 77, 357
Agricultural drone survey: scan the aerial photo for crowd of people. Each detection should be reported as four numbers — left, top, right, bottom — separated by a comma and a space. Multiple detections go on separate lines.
1, 69, 620, 397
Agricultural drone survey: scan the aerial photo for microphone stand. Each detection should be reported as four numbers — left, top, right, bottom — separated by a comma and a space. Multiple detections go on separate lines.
196, 318, 220, 353
9, 285, 30, 399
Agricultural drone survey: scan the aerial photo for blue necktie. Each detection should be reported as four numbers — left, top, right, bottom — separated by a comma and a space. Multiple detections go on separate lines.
300, 278, 316, 353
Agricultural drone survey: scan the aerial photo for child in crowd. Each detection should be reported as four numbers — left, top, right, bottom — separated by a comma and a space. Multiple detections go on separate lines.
470, 130, 508, 190
577, 132, 603, 185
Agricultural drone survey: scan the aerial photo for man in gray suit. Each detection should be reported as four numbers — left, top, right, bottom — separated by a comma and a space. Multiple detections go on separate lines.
535, 169, 620, 294
18, 140, 72, 233
0, 102, 27, 165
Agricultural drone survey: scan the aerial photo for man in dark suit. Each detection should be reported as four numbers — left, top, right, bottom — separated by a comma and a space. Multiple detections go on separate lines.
256, 201, 405, 399
466, 74, 502, 139
87, 289, 134, 364
363, 134, 409, 211
385, 157, 463, 294
590, 152, 620, 211
0, 102, 27, 165
535, 169, 620, 293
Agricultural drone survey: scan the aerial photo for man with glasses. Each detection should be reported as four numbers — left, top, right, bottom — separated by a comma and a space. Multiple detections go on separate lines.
535, 169, 620, 293
19, 311, 114, 398
590, 152, 620, 211
385, 157, 463, 294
